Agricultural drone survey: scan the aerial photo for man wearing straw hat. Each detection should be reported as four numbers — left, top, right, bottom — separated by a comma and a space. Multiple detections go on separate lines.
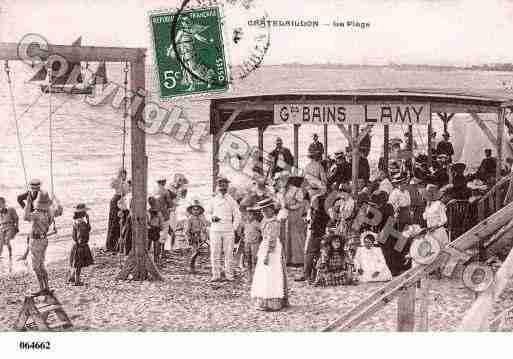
205, 176, 241, 282
23, 190, 62, 295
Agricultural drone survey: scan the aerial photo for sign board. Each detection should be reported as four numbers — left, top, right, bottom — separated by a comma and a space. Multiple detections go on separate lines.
273, 103, 430, 125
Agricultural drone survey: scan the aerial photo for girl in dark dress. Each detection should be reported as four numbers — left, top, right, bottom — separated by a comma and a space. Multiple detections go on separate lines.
69, 204, 94, 286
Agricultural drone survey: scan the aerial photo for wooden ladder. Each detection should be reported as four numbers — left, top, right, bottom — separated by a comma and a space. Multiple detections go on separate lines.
15, 291, 73, 331
322, 200, 513, 331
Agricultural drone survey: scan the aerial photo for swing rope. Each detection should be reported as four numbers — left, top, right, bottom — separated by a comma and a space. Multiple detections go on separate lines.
4, 61, 29, 189
121, 62, 129, 171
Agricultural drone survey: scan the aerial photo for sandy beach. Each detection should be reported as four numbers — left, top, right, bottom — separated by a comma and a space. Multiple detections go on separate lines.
2, 232, 513, 332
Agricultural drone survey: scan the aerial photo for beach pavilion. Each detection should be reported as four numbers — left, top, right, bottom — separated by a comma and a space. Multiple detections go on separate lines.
209, 89, 513, 194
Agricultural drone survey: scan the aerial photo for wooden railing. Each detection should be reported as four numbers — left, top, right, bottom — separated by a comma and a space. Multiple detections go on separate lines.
477, 176, 511, 222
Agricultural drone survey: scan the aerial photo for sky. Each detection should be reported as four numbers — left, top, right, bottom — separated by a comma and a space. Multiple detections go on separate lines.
2, 0, 513, 65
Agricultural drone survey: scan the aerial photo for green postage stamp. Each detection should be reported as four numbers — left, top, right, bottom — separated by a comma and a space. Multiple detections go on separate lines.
150, 6, 229, 98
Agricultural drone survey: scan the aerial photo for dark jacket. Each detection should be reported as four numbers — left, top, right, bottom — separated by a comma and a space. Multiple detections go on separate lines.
477, 157, 497, 181
308, 141, 324, 156
327, 161, 352, 189
269, 147, 294, 177
436, 140, 455, 158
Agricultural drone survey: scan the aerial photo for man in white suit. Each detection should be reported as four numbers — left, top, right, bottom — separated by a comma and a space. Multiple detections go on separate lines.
205, 176, 241, 282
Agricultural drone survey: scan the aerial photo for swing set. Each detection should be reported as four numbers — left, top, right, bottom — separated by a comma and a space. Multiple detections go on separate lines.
1, 40, 161, 281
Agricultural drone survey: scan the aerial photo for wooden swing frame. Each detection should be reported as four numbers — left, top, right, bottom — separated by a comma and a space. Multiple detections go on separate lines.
0, 41, 162, 281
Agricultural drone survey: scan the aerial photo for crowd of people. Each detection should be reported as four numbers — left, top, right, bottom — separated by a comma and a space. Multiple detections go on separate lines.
2, 130, 511, 312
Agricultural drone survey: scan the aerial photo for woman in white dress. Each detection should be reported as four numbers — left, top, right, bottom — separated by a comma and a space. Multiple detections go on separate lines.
353, 231, 392, 283
422, 184, 449, 249
250, 198, 288, 311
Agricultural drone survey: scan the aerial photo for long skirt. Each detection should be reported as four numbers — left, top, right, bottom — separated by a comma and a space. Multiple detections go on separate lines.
105, 194, 122, 251
250, 239, 288, 311
70, 243, 94, 268
284, 209, 306, 266
120, 212, 132, 255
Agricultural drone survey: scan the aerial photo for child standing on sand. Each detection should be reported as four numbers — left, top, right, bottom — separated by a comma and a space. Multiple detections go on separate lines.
69, 204, 94, 286
148, 196, 164, 265
184, 198, 209, 258
0, 197, 19, 260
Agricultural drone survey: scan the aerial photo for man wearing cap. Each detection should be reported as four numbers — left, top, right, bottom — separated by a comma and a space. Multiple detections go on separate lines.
308, 134, 324, 159
24, 190, 62, 295
269, 137, 294, 179
436, 132, 454, 162
154, 177, 176, 253
327, 150, 351, 190
205, 176, 241, 282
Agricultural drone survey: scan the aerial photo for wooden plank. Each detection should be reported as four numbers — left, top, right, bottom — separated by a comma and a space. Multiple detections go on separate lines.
323, 202, 513, 332
216, 101, 499, 114
0, 42, 144, 62
497, 108, 505, 183
293, 124, 300, 169
215, 109, 242, 142
322, 257, 446, 332
397, 285, 416, 331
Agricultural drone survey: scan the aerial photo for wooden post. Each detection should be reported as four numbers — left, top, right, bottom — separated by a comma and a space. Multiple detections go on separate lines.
384, 125, 389, 176
257, 126, 265, 176
498, 108, 505, 182
323, 124, 328, 159
293, 124, 300, 170
213, 125, 220, 192
117, 53, 162, 281
418, 277, 431, 331
408, 125, 414, 151
427, 114, 433, 167
351, 124, 359, 197
397, 286, 416, 331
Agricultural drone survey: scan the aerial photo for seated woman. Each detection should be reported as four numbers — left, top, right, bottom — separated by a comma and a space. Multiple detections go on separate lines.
353, 231, 392, 283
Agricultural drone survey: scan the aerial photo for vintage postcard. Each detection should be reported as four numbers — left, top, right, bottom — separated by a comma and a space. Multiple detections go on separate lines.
1, 0, 513, 357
